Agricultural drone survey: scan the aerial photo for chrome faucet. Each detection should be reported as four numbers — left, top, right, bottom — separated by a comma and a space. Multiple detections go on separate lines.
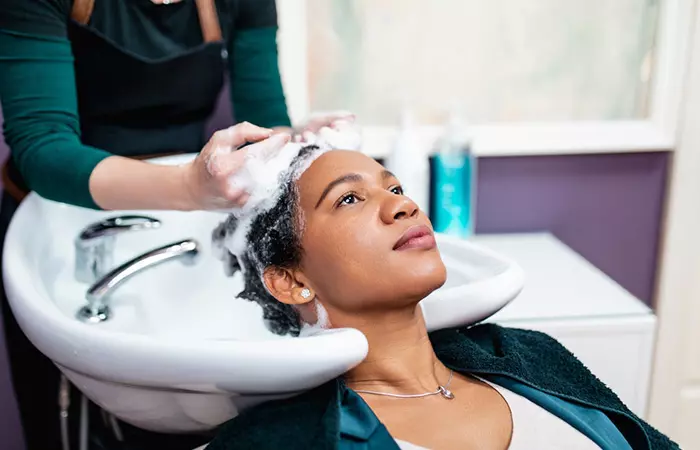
75, 215, 161, 283
77, 239, 199, 323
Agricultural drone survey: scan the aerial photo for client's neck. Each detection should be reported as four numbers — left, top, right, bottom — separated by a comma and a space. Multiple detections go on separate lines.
343, 305, 450, 393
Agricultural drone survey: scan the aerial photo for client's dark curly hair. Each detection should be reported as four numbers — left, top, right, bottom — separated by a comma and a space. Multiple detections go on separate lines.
212, 145, 321, 336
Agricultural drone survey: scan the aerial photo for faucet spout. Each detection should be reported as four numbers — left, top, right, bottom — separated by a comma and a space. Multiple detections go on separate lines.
77, 239, 199, 323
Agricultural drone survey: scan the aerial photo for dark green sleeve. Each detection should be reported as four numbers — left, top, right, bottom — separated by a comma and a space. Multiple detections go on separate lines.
0, 0, 111, 209
227, 0, 291, 128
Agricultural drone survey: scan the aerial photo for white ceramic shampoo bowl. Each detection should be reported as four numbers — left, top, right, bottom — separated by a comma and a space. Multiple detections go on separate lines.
3, 159, 524, 433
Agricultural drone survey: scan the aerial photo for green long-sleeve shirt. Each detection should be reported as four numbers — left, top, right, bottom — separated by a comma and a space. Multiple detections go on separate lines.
0, 0, 290, 209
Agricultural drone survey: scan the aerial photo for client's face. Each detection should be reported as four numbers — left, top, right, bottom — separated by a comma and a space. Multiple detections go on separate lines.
294, 150, 447, 316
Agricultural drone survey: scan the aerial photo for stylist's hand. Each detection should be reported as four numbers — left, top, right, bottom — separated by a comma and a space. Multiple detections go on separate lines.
292, 111, 361, 151
183, 122, 290, 210
292, 110, 356, 142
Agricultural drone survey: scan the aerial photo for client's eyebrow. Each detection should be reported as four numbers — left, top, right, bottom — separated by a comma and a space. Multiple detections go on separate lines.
381, 169, 397, 180
315, 173, 363, 208
315, 170, 398, 208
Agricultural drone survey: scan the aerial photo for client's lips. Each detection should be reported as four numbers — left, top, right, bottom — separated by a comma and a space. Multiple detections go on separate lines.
393, 225, 436, 251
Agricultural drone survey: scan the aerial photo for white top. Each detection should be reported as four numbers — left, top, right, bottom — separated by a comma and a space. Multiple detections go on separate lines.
395, 377, 600, 450
395, 440, 430, 450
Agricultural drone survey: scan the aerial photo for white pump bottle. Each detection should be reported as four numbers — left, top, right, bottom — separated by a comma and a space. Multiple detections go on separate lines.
385, 110, 430, 214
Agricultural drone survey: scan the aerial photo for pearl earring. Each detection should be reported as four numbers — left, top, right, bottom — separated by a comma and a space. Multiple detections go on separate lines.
300, 288, 312, 299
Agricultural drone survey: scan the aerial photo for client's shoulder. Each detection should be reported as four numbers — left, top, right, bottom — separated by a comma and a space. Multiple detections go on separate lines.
206, 380, 339, 450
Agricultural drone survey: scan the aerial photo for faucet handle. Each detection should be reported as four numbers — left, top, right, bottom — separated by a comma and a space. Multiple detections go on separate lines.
78, 215, 161, 241
75, 215, 161, 284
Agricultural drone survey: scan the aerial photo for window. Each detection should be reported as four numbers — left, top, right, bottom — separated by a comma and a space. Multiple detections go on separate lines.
307, 0, 658, 125
277, 0, 690, 156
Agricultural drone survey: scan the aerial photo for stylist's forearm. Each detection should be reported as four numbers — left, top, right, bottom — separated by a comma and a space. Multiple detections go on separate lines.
89, 156, 196, 211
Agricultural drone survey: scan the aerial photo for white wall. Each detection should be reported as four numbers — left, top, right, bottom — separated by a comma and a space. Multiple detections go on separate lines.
648, 1, 700, 447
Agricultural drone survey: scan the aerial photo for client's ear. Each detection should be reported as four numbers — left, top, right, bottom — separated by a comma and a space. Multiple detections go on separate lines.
263, 267, 314, 306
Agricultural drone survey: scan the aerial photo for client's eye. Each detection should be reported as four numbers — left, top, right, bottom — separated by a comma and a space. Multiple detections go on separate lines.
336, 192, 361, 208
390, 185, 404, 195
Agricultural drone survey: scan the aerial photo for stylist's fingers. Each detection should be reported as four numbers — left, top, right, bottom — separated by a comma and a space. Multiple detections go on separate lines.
304, 111, 355, 133
187, 125, 290, 210
210, 121, 274, 149
241, 131, 291, 161
202, 122, 272, 177
314, 122, 362, 151
220, 133, 289, 206
208, 133, 290, 182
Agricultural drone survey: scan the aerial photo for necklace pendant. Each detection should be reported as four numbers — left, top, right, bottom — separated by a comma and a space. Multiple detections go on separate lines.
438, 386, 455, 400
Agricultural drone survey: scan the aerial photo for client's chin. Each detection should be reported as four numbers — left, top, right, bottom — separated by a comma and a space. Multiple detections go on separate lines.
392, 248, 447, 288
392, 261, 447, 307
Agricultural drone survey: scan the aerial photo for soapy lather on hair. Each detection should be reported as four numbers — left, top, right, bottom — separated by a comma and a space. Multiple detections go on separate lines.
211, 118, 362, 334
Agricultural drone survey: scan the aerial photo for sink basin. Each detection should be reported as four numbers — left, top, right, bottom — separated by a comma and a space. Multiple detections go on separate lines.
3, 155, 525, 433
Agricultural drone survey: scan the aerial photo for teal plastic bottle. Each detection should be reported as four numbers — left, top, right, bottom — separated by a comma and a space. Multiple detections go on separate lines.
432, 116, 476, 238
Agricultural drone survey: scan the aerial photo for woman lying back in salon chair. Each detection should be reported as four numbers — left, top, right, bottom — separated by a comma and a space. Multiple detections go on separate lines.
209, 146, 677, 450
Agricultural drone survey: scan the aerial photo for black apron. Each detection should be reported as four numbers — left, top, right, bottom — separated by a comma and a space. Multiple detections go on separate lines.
5, 0, 228, 192
1, 2, 229, 449
69, 17, 226, 156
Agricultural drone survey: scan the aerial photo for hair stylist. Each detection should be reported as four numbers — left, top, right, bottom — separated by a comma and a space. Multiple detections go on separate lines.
0, 0, 349, 448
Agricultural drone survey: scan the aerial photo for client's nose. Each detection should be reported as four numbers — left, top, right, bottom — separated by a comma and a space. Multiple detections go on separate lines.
381, 194, 420, 223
